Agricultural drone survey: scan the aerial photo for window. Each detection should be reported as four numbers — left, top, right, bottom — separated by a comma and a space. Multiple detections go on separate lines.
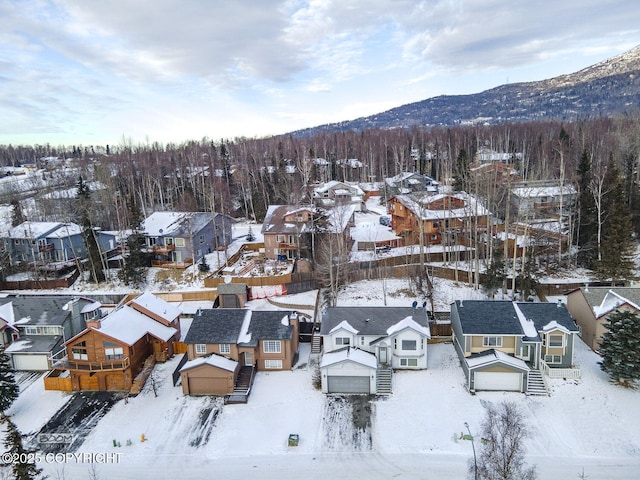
336, 337, 350, 346
544, 354, 562, 364
195, 344, 207, 354
175, 238, 185, 247
276, 235, 285, 243
401, 340, 417, 350
263, 340, 281, 353
219, 343, 230, 354
548, 334, 564, 348
264, 359, 283, 369
105, 346, 124, 360
400, 358, 418, 367
25, 326, 38, 335
199, 234, 205, 244
360, 336, 365, 346
482, 336, 503, 347
72, 341, 88, 361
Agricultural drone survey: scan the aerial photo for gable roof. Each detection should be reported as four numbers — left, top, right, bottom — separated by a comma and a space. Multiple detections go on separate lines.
180, 353, 238, 373
183, 309, 294, 346
574, 287, 640, 311
390, 192, 488, 221
260, 205, 313, 235
320, 346, 377, 369
88, 305, 177, 345
452, 300, 578, 338
129, 292, 181, 322
466, 349, 530, 371
141, 211, 213, 237
321, 307, 429, 336
7, 221, 64, 239
0, 295, 98, 327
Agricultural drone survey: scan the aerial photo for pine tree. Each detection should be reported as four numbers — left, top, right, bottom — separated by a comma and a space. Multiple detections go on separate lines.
10, 199, 25, 227
0, 349, 19, 415
75, 176, 106, 283
3, 417, 43, 479
576, 149, 598, 268
481, 247, 505, 298
599, 309, 640, 387
118, 195, 147, 287
453, 148, 469, 192
595, 156, 636, 284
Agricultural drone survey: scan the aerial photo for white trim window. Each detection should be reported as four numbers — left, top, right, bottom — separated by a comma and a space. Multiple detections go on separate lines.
105, 346, 124, 360
175, 238, 186, 247
400, 358, 418, 367
547, 334, 564, 348
265, 359, 283, 369
195, 344, 207, 354
263, 340, 282, 353
545, 354, 562, 364
219, 343, 230, 354
401, 340, 417, 350
483, 336, 503, 347
336, 337, 350, 346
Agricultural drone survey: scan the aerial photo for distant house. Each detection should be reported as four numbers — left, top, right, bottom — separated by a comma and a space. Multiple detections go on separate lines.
51, 292, 181, 391
510, 180, 577, 218
261, 205, 314, 260
450, 300, 580, 394
141, 211, 232, 268
384, 172, 439, 197
565, 287, 640, 351
474, 146, 522, 164
387, 192, 488, 246
319, 307, 431, 394
180, 309, 300, 398
313, 181, 364, 211
0, 295, 103, 371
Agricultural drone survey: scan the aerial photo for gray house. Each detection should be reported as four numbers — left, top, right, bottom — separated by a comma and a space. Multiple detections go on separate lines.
450, 300, 580, 395
141, 211, 233, 267
0, 295, 104, 370
1, 221, 116, 271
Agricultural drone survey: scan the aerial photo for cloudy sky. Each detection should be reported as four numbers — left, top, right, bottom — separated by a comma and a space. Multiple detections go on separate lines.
2, 0, 640, 147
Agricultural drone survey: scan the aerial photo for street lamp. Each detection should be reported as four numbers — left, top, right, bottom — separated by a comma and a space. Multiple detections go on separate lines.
465, 421, 478, 480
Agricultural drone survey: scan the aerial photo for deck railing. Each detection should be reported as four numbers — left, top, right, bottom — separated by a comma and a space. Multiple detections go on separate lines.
541, 360, 581, 379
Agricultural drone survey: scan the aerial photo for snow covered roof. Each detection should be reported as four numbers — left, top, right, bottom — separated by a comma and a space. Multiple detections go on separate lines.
541, 320, 571, 334
80, 301, 101, 314
329, 320, 359, 335
93, 305, 177, 345
592, 290, 640, 318
320, 347, 377, 369
466, 349, 530, 371
323, 205, 356, 233
350, 223, 400, 243
386, 316, 431, 338
129, 292, 181, 321
141, 211, 214, 237
513, 302, 539, 338
0, 302, 16, 327
511, 184, 577, 199
180, 354, 238, 373
392, 192, 489, 221
8, 221, 64, 239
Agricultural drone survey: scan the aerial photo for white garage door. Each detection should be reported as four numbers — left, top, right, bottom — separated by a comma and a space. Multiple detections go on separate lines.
327, 375, 370, 394
474, 371, 522, 391
12, 354, 50, 371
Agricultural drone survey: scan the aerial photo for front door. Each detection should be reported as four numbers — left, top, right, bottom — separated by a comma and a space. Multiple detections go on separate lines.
379, 346, 388, 365
244, 351, 253, 366
521, 345, 530, 361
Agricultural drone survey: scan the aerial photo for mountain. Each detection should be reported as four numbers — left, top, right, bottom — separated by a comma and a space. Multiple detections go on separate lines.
292, 45, 640, 136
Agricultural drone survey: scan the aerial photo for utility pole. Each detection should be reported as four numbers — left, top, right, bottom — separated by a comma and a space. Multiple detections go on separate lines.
465, 421, 478, 480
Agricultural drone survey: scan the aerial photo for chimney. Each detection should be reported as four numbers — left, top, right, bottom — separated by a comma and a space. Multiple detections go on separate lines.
87, 318, 101, 329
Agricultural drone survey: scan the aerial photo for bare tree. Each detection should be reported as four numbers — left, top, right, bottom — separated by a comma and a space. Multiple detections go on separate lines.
471, 401, 537, 480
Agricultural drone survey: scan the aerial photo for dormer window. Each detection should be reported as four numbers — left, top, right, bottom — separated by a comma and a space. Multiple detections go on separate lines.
335, 337, 350, 346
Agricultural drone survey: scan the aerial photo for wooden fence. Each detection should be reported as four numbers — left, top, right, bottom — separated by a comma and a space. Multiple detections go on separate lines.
173, 341, 188, 354
0, 268, 80, 290
153, 290, 218, 302
43, 371, 73, 392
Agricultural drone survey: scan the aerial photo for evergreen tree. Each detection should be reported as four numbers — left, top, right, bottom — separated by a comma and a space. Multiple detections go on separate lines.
75, 176, 106, 283
453, 148, 469, 192
595, 156, 636, 284
2, 417, 43, 479
198, 256, 210, 273
10, 199, 25, 227
481, 247, 506, 298
576, 149, 598, 268
118, 195, 147, 287
599, 309, 640, 387
0, 349, 19, 415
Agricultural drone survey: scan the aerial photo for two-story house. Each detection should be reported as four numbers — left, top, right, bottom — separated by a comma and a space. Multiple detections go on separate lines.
565, 287, 640, 351
261, 205, 314, 260
313, 181, 365, 211
180, 309, 299, 399
384, 172, 439, 198
141, 211, 232, 268
0, 295, 103, 371
450, 300, 580, 395
510, 180, 577, 219
387, 192, 489, 246
50, 292, 181, 391
319, 307, 431, 394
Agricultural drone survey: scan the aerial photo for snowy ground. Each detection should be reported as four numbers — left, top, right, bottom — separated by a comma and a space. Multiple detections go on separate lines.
2, 278, 638, 479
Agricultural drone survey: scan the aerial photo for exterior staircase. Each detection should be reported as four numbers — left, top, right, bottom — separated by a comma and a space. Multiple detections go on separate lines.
225, 366, 255, 404
526, 369, 549, 396
376, 365, 393, 394
311, 333, 322, 354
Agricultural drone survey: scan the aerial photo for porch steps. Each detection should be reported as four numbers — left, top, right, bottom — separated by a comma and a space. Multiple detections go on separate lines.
376, 366, 393, 395
526, 369, 549, 396
311, 334, 322, 354
225, 366, 255, 404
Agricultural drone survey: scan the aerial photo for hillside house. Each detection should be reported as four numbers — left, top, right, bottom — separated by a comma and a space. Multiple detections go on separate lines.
384, 172, 439, 197
180, 309, 299, 398
313, 181, 365, 211
451, 300, 580, 394
141, 211, 232, 268
50, 292, 181, 391
565, 287, 640, 351
510, 180, 577, 219
0, 295, 103, 371
261, 205, 314, 260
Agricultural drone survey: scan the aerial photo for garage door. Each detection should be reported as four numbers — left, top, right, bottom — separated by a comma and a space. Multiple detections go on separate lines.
327, 376, 370, 394
188, 377, 219, 395
474, 371, 522, 391
12, 354, 50, 371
